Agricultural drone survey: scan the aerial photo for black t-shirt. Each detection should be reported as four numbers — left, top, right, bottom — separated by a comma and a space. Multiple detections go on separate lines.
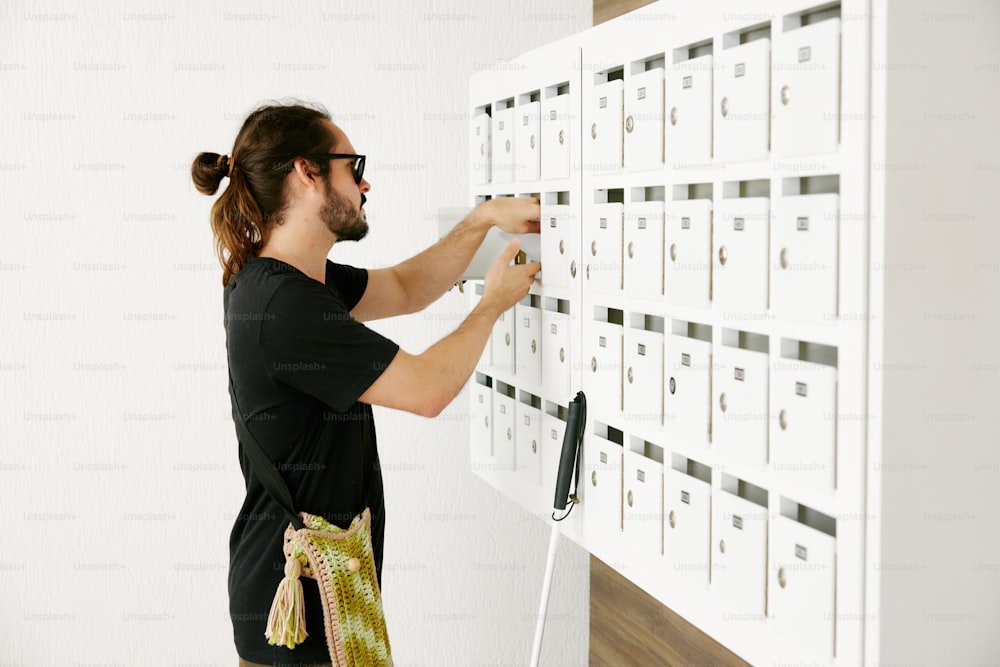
224, 256, 399, 665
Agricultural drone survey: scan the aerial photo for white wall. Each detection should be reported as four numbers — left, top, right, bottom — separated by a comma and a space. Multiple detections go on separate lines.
0, 1, 592, 665
871, 0, 1000, 663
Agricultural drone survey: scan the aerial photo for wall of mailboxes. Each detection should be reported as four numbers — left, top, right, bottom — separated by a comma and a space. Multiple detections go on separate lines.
465, 2, 862, 663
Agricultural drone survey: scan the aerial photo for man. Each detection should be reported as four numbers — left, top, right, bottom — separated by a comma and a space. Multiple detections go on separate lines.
192, 102, 540, 666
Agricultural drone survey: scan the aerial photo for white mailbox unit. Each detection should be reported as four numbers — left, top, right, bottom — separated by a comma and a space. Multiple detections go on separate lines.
467, 1, 1000, 665
467, 39, 584, 514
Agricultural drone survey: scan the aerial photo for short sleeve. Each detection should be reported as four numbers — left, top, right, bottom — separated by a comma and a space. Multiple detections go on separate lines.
325, 261, 368, 311
261, 278, 399, 413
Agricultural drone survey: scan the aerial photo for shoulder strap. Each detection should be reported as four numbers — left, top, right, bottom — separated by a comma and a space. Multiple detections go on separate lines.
228, 369, 305, 530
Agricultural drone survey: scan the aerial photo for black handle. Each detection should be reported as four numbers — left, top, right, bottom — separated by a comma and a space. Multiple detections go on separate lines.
553, 391, 586, 512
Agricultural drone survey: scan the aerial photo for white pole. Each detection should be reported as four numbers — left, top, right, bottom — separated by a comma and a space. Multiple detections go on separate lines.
530, 521, 562, 667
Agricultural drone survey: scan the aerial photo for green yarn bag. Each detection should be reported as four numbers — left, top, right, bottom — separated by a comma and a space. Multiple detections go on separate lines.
229, 372, 392, 666
266, 508, 393, 666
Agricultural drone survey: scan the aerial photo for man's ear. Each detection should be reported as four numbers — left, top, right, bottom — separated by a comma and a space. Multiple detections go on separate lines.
289, 157, 320, 189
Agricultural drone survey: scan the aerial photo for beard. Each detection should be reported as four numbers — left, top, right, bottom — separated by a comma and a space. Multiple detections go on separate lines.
320, 180, 368, 242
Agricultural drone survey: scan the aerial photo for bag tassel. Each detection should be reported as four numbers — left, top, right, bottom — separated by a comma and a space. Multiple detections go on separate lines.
265, 555, 308, 648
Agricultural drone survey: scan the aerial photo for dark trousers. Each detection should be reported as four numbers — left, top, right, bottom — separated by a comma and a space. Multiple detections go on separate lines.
238, 659, 333, 667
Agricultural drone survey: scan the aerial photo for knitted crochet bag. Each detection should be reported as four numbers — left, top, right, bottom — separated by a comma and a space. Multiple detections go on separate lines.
267, 509, 392, 665
229, 372, 393, 666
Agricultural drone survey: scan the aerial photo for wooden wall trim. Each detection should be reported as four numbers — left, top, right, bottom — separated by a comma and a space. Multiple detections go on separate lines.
590, 556, 751, 666
594, 0, 659, 26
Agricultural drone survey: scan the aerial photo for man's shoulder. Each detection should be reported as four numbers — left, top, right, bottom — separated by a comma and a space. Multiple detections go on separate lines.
225, 258, 335, 325
232, 258, 329, 298
324, 259, 366, 285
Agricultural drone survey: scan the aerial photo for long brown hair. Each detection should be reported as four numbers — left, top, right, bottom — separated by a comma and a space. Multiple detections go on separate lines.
191, 101, 336, 286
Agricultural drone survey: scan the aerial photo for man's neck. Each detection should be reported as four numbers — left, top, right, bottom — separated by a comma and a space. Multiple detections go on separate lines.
258, 233, 335, 284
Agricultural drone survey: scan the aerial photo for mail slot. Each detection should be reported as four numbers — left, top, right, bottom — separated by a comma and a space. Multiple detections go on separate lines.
541, 307, 572, 403
714, 39, 770, 162
713, 197, 769, 317
622, 447, 664, 559
471, 379, 493, 463
663, 465, 711, 586
586, 202, 624, 297
663, 331, 712, 450
713, 340, 769, 468
770, 355, 837, 494
666, 54, 713, 164
514, 100, 541, 182
664, 199, 713, 309
491, 105, 515, 183
712, 487, 768, 614
541, 93, 571, 180
540, 203, 575, 289
624, 67, 665, 171
490, 309, 515, 378
771, 192, 839, 323
768, 510, 836, 658
585, 319, 623, 423
515, 400, 542, 488
623, 325, 664, 429
584, 425, 624, 542
623, 200, 665, 302
492, 386, 516, 469
470, 112, 491, 184
772, 19, 841, 157
587, 78, 624, 174
514, 303, 542, 389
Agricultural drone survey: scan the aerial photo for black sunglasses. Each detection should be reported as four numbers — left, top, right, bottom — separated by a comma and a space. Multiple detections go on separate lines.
313, 153, 366, 184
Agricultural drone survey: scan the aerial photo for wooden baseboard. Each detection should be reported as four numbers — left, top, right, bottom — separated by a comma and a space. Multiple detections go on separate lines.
593, 0, 658, 25
589, 555, 752, 667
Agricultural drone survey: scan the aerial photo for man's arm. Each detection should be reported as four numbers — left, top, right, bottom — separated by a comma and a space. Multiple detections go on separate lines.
350, 197, 540, 322
358, 239, 540, 417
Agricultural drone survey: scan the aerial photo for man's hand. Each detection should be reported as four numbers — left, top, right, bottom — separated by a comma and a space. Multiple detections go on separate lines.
472, 196, 541, 236
482, 238, 541, 313
358, 237, 541, 418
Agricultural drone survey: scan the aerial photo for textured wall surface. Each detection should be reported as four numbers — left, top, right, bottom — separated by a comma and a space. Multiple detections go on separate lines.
0, 1, 592, 665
